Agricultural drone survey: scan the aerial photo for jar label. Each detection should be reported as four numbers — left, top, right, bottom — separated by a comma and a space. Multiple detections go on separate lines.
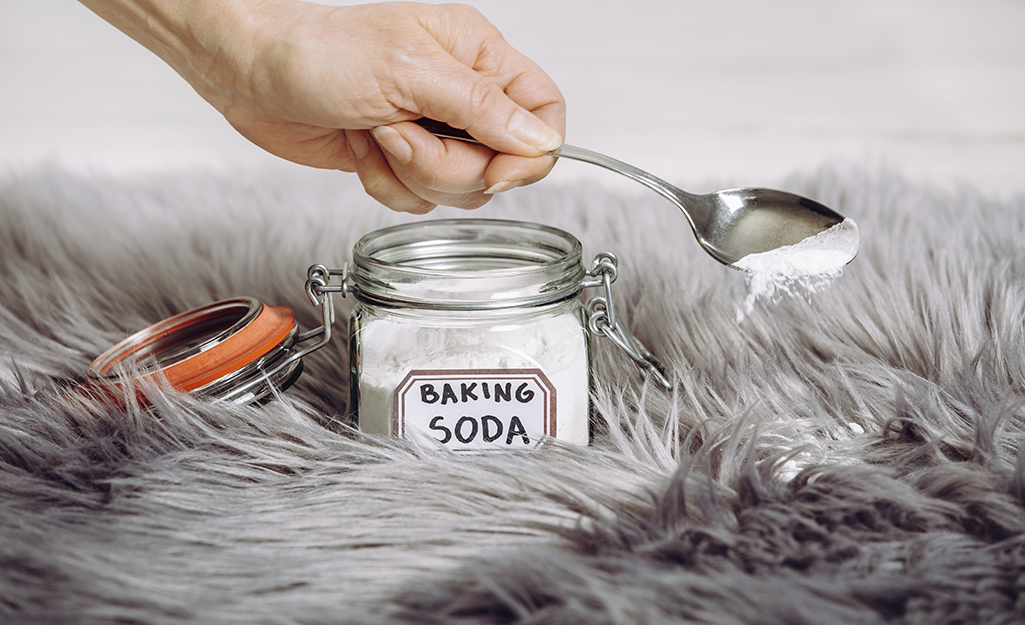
393, 369, 557, 451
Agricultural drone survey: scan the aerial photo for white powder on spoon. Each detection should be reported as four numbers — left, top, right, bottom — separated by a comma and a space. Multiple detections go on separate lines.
733, 218, 860, 320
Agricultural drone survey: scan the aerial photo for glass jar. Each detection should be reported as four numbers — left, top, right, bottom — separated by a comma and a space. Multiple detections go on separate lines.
347, 219, 593, 449
87, 219, 667, 438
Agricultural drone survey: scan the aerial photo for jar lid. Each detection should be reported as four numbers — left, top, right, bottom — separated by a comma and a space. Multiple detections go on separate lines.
87, 297, 303, 403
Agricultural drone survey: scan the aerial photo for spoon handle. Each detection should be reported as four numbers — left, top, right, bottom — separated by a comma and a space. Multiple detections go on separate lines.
413, 119, 696, 213
551, 144, 695, 207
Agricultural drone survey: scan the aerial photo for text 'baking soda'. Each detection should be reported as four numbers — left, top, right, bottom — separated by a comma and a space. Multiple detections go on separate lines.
394, 369, 557, 450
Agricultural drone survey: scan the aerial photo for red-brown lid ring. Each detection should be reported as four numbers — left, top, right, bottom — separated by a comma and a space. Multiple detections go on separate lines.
87, 297, 298, 396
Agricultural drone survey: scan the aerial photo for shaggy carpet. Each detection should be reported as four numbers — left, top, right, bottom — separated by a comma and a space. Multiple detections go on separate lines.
2, 163, 1025, 624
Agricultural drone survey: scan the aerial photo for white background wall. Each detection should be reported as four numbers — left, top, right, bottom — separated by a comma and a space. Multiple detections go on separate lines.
2, 0, 1023, 198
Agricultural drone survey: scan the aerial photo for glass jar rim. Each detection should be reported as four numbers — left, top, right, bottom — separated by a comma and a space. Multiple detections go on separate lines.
350, 219, 585, 310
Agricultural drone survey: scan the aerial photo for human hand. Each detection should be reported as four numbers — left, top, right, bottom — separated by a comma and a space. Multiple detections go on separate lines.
236, 2, 566, 213
81, 0, 565, 213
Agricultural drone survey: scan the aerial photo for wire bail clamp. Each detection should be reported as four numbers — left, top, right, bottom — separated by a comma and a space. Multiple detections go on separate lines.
583, 252, 671, 391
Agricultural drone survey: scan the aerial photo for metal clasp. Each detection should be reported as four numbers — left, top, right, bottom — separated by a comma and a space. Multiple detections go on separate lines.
257, 263, 350, 382
305, 264, 350, 307
296, 262, 351, 350
584, 253, 671, 391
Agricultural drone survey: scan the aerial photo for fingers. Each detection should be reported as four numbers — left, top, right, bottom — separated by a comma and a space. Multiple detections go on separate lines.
401, 6, 566, 158
407, 64, 563, 158
369, 123, 490, 210
345, 129, 436, 214
369, 121, 558, 209
483, 152, 558, 194
371, 124, 491, 195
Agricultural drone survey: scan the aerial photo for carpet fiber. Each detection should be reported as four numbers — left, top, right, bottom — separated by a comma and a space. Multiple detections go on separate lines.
2, 164, 1025, 624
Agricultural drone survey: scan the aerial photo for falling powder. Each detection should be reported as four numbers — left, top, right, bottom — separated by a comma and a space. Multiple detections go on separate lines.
733, 218, 860, 320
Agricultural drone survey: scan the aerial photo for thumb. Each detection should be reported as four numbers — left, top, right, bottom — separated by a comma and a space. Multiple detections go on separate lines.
407, 57, 563, 157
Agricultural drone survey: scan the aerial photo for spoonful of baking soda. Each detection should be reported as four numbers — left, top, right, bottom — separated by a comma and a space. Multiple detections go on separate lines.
417, 119, 860, 303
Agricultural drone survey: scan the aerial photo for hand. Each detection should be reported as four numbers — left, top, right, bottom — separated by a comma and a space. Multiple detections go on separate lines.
80, 0, 566, 213
238, 2, 566, 213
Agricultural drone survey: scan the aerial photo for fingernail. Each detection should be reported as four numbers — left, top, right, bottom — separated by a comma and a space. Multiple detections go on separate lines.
508, 110, 563, 153
347, 129, 371, 159
483, 179, 525, 195
371, 125, 413, 164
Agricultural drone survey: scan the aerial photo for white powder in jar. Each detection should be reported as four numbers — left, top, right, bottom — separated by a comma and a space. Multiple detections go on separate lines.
734, 218, 860, 320
355, 307, 591, 448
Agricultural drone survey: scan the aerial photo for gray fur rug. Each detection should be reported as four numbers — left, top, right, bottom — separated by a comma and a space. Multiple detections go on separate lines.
3, 163, 1025, 624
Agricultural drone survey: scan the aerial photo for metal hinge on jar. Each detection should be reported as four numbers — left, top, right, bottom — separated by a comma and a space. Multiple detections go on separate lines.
243, 263, 350, 389
582, 252, 672, 391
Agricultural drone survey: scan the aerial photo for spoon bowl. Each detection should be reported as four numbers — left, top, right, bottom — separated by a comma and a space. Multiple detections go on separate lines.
693, 187, 849, 266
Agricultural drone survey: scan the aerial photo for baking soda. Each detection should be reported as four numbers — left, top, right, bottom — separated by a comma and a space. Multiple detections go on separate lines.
355, 308, 591, 448
734, 218, 859, 319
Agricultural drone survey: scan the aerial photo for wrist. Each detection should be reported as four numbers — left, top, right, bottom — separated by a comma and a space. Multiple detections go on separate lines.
167, 0, 283, 114
79, 0, 289, 113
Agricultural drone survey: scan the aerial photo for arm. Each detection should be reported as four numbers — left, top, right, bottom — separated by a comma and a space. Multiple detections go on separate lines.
78, 0, 566, 213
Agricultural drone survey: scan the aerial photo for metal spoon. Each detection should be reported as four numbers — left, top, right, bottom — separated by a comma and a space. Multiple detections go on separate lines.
415, 119, 859, 269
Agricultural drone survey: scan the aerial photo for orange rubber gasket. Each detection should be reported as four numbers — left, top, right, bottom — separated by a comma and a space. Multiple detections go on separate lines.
162, 304, 295, 392
92, 301, 296, 394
